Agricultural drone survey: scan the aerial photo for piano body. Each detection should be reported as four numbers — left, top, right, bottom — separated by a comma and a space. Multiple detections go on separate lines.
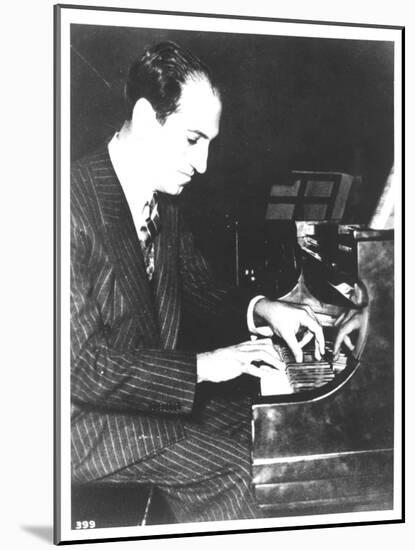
251, 222, 395, 517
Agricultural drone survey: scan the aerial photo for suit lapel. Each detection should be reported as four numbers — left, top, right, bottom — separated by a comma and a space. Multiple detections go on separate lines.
91, 148, 160, 345
153, 195, 181, 350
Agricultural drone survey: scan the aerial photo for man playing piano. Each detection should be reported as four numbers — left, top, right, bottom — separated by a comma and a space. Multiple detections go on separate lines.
71, 41, 357, 523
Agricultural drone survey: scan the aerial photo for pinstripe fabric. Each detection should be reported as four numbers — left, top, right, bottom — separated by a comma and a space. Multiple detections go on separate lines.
105, 384, 258, 522
106, 418, 257, 523
71, 146, 258, 520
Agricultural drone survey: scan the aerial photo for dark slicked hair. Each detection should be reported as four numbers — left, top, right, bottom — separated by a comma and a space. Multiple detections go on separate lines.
125, 41, 219, 124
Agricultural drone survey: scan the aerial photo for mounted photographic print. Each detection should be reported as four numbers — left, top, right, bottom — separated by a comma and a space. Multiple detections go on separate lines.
54, 4, 404, 544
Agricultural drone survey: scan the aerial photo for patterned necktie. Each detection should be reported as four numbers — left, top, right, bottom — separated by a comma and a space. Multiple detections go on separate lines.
139, 194, 161, 280
140, 194, 161, 245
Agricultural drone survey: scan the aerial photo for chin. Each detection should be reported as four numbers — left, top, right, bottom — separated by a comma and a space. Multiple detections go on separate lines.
163, 186, 184, 196
172, 182, 188, 194
157, 175, 189, 195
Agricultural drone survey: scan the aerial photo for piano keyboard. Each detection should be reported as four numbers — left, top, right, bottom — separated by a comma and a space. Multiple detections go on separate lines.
259, 338, 348, 396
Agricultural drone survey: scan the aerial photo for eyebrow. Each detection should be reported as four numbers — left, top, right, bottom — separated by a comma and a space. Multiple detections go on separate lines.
187, 129, 210, 140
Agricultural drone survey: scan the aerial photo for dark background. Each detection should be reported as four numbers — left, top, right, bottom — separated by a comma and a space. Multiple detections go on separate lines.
71, 24, 394, 283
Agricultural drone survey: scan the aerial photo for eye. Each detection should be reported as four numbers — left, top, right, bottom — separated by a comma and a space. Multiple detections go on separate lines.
187, 137, 198, 145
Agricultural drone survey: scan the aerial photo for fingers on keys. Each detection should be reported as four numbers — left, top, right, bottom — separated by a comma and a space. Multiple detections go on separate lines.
238, 339, 285, 373
299, 308, 325, 360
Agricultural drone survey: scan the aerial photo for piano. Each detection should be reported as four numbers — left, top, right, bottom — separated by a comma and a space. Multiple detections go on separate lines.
251, 222, 395, 517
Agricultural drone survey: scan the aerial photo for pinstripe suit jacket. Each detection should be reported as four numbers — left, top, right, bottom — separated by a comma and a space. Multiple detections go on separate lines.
71, 147, 251, 481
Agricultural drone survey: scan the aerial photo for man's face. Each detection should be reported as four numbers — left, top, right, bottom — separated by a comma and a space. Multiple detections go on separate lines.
147, 77, 222, 195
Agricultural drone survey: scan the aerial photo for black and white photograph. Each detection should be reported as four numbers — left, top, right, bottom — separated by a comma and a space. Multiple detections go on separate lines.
54, 4, 403, 545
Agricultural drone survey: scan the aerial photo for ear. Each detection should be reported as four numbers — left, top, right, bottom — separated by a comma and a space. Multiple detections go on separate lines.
130, 98, 159, 138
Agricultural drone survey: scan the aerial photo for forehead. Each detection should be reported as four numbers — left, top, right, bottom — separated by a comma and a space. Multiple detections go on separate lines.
167, 77, 222, 139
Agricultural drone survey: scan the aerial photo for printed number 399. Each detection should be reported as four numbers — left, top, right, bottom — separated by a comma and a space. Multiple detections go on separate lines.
75, 520, 96, 529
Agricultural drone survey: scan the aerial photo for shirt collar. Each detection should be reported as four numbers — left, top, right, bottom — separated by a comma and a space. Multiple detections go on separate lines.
108, 132, 154, 225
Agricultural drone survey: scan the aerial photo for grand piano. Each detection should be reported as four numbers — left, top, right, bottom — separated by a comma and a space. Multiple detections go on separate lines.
247, 171, 395, 517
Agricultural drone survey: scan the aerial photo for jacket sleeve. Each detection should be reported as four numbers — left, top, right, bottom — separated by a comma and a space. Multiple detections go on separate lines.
70, 195, 197, 416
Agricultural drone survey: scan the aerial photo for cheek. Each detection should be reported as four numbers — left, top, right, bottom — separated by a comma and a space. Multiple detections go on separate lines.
162, 140, 188, 169
162, 131, 188, 164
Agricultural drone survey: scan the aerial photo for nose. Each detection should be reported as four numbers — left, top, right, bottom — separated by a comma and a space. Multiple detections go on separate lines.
190, 141, 209, 175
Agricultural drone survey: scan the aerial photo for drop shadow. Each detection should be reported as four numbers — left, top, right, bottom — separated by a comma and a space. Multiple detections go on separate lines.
21, 525, 53, 543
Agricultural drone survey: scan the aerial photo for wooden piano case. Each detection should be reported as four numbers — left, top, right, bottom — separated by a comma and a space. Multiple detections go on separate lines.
252, 228, 395, 517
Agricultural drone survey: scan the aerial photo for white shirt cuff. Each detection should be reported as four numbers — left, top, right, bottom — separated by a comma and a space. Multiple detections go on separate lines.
247, 295, 273, 337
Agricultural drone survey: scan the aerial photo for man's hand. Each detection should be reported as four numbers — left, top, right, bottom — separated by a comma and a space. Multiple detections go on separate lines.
333, 283, 369, 360
253, 298, 325, 363
333, 308, 369, 360
196, 338, 285, 383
